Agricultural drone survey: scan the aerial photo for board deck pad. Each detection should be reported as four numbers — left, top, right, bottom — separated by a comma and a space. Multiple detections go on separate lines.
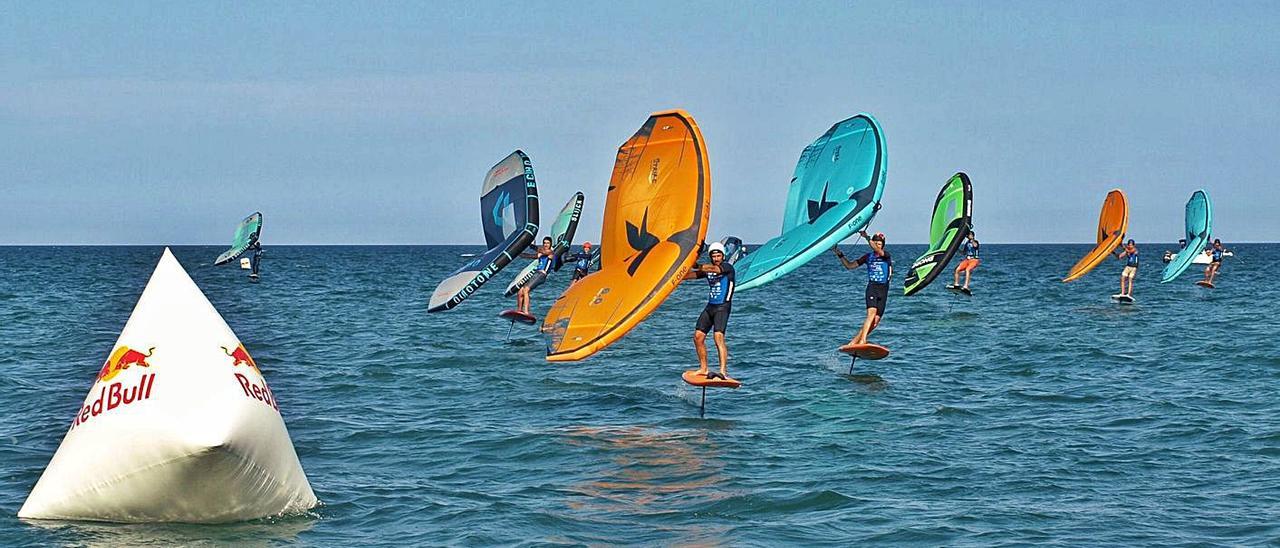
682, 370, 741, 389
946, 285, 972, 296
1195, 280, 1216, 289
499, 309, 537, 324
837, 343, 890, 360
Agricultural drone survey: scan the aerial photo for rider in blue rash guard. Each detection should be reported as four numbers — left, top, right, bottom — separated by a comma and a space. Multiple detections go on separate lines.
683, 241, 735, 380
1204, 238, 1227, 285
567, 241, 594, 285
833, 230, 892, 347
1113, 239, 1139, 297
517, 237, 554, 316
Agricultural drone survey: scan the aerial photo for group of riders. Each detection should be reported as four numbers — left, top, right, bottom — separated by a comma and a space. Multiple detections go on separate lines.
1114, 237, 1230, 297
511, 230, 1228, 382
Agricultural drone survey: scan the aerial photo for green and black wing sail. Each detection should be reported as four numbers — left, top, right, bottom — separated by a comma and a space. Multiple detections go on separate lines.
903, 173, 972, 296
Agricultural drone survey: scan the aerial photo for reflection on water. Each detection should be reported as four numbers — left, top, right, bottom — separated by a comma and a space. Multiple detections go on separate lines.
556, 425, 737, 543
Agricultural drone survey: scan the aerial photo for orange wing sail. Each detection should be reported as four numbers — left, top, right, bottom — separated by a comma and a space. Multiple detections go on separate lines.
1063, 189, 1129, 282
542, 110, 711, 361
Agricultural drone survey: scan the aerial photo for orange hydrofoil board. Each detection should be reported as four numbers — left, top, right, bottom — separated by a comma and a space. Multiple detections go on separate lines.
682, 370, 741, 389
1195, 280, 1215, 289
499, 309, 537, 325
838, 343, 890, 360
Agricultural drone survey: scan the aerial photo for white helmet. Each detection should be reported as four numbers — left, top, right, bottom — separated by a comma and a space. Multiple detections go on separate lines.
707, 242, 726, 256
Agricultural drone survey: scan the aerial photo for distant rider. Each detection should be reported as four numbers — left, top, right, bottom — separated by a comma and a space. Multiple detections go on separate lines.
566, 241, 594, 285
951, 231, 980, 291
1113, 239, 1139, 297
1204, 238, 1227, 285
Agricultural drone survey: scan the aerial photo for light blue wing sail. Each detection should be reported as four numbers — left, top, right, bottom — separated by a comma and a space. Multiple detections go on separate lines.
214, 212, 263, 265
1161, 189, 1212, 283
504, 192, 584, 297
733, 114, 888, 291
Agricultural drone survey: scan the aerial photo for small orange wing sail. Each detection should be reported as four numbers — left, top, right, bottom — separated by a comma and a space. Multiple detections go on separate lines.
542, 110, 711, 361
1063, 189, 1129, 282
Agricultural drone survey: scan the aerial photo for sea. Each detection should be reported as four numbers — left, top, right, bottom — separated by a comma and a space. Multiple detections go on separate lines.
1, 244, 1277, 546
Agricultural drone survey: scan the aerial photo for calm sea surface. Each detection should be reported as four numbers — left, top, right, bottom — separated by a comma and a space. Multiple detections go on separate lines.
1, 244, 1277, 546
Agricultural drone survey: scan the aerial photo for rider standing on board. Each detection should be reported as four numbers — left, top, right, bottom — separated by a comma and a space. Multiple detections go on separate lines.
684, 242, 735, 380
833, 231, 892, 347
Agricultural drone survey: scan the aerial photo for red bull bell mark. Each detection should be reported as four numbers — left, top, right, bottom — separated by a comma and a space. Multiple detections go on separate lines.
96, 345, 154, 383
221, 343, 258, 370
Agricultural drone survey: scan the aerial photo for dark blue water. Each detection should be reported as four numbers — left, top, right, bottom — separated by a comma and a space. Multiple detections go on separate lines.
2, 244, 1278, 545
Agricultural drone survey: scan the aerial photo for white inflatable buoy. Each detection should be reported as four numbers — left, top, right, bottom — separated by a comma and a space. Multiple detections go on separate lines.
19, 248, 317, 523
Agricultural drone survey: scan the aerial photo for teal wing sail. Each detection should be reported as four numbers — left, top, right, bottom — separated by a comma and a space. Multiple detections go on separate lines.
733, 114, 888, 291
1161, 189, 1212, 283
903, 173, 973, 295
719, 236, 745, 264
214, 212, 263, 266
504, 191, 584, 296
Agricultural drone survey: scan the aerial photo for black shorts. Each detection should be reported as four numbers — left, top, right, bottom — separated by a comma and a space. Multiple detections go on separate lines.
695, 303, 731, 334
865, 283, 888, 316
572, 268, 588, 280
526, 270, 548, 292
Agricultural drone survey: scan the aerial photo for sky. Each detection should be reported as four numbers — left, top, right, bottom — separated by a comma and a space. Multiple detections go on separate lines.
2, 1, 1278, 245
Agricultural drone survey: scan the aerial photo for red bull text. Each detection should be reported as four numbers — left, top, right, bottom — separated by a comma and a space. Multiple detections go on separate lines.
234, 373, 279, 412
72, 373, 155, 430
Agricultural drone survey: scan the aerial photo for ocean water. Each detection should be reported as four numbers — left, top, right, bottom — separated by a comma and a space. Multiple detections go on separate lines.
1, 244, 1278, 546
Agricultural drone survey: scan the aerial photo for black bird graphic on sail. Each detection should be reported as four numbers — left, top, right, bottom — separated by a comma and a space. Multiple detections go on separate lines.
625, 208, 660, 276
807, 183, 839, 223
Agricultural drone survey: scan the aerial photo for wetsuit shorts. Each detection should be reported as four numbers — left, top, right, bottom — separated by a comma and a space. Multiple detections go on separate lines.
957, 258, 980, 271
526, 270, 548, 292
572, 268, 588, 281
865, 282, 889, 316
695, 303, 731, 334
1122, 266, 1137, 279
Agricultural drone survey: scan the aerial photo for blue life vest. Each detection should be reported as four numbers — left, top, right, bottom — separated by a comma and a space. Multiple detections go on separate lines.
700, 263, 735, 305
863, 252, 891, 284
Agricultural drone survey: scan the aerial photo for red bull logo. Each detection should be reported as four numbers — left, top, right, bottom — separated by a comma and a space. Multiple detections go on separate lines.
222, 342, 278, 412
221, 343, 258, 370
97, 345, 154, 384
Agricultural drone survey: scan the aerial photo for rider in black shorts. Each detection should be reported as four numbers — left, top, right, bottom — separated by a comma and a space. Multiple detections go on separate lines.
684, 241, 735, 380
833, 230, 892, 346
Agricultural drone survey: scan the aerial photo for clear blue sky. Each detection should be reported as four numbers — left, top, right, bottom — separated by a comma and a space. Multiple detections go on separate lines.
3, 2, 1277, 244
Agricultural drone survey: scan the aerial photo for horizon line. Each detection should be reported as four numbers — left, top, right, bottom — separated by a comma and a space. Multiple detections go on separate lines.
1, 241, 1273, 247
